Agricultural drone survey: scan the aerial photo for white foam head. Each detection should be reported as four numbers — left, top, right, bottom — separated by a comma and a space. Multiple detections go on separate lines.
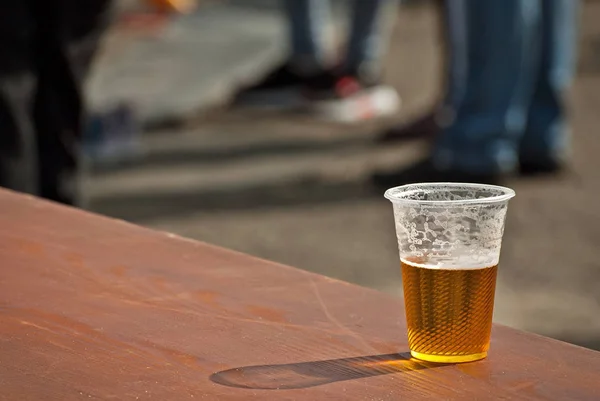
401, 253, 497, 270
386, 183, 514, 272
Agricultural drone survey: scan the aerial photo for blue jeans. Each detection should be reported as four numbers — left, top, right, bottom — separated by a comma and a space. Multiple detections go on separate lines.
434, 0, 579, 174
283, 0, 396, 73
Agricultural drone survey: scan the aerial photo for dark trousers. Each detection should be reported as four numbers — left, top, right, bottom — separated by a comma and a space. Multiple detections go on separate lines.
0, 0, 112, 205
433, 0, 578, 174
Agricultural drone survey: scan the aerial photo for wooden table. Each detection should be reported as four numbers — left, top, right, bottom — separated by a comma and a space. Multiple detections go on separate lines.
0, 189, 599, 400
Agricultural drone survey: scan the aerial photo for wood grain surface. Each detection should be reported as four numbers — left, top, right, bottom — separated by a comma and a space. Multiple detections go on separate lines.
0, 189, 598, 400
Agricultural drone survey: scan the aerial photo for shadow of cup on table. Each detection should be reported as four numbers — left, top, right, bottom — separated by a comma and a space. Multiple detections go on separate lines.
210, 352, 449, 390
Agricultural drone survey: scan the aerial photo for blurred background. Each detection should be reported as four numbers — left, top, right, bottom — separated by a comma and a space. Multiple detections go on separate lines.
35, 0, 600, 350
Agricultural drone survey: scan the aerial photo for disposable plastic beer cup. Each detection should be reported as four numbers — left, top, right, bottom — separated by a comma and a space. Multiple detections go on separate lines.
385, 183, 515, 363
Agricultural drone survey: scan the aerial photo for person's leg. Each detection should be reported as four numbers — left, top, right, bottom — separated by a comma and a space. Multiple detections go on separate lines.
235, 0, 329, 97
441, 0, 468, 112
33, 0, 112, 205
0, 3, 39, 195
433, 0, 541, 175
283, 0, 330, 72
378, 0, 453, 143
344, 0, 397, 81
520, 0, 579, 169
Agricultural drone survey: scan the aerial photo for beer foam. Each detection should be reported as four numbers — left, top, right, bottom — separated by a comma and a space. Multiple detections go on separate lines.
401, 256, 497, 270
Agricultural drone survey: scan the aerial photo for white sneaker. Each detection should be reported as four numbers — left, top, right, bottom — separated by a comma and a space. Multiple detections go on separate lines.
307, 84, 401, 123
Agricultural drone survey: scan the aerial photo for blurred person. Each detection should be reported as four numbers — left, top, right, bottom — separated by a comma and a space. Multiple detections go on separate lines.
237, 0, 400, 122
0, 1, 113, 206
377, 0, 579, 182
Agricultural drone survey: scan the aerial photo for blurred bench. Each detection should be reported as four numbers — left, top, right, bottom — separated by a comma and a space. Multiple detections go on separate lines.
0, 188, 598, 400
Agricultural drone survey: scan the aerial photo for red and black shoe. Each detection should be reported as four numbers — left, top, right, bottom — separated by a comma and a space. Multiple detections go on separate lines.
233, 62, 323, 108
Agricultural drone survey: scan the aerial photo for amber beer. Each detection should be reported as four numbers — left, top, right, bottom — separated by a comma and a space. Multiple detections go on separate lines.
385, 183, 514, 363
401, 257, 498, 363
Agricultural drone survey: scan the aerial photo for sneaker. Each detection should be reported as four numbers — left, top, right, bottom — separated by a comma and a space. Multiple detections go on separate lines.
519, 159, 565, 176
378, 112, 441, 143
84, 103, 142, 169
233, 63, 319, 108
303, 72, 400, 123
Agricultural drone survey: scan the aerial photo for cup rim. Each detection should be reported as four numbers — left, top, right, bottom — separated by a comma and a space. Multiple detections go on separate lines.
384, 182, 515, 206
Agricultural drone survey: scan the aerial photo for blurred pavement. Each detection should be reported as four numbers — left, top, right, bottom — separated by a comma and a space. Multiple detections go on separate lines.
87, 1, 600, 350
87, 0, 286, 127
